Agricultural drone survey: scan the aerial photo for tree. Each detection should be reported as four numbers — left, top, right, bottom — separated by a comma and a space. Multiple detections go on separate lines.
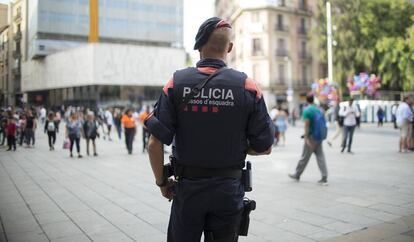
314, 0, 414, 92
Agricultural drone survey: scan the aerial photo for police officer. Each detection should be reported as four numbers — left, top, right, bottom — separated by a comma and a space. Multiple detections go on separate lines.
146, 17, 274, 242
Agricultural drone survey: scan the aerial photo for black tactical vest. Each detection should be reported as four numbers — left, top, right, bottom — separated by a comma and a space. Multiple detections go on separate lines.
170, 67, 254, 169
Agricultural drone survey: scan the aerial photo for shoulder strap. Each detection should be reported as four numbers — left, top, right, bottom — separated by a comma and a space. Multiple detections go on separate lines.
180, 67, 229, 109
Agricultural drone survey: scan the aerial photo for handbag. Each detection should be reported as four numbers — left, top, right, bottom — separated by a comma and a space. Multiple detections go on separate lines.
63, 139, 71, 149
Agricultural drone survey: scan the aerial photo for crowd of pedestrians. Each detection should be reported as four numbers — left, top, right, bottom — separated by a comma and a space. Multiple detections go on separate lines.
0, 105, 152, 156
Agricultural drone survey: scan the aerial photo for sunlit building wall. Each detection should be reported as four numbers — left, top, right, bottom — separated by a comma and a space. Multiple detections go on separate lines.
21, 0, 185, 107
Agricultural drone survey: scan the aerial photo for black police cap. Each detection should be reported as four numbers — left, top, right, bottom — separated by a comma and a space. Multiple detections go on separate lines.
193, 17, 232, 50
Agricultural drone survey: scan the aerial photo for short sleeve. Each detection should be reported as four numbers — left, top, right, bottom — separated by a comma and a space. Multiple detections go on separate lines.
246, 97, 275, 153
144, 80, 176, 145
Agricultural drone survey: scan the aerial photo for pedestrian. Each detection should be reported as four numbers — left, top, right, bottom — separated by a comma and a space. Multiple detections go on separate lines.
55, 110, 61, 132
275, 107, 288, 146
391, 103, 398, 129
44, 112, 57, 151
83, 112, 99, 156
65, 113, 83, 158
113, 108, 122, 140
40, 106, 46, 124
5, 117, 17, 151
122, 109, 136, 154
104, 108, 114, 141
377, 106, 385, 127
291, 107, 299, 127
289, 94, 328, 185
339, 98, 360, 154
327, 102, 343, 147
0, 110, 7, 146
145, 17, 274, 241
25, 110, 37, 147
396, 94, 413, 153
18, 114, 26, 146
139, 106, 151, 153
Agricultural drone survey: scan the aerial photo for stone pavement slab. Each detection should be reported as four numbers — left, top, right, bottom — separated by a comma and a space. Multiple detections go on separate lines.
0, 123, 413, 242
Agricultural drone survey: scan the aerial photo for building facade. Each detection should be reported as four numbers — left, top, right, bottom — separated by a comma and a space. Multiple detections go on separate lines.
0, 3, 8, 106
17, 0, 185, 108
216, 0, 322, 109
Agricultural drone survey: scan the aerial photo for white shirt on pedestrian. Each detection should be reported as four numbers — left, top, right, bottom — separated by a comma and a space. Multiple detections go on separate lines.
396, 102, 413, 127
340, 104, 360, 126
40, 108, 46, 118
104, 110, 114, 126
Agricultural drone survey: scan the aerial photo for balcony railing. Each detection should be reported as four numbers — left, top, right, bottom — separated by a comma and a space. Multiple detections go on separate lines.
276, 49, 288, 57
298, 27, 307, 35
299, 52, 312, 61
275, 24, 288, 32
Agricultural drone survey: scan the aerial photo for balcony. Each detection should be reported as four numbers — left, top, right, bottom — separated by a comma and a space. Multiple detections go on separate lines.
13, 32, 22, 41
276, 49, 288, 57
298, 27, 307, 35
275, 24, 288, 32
298, 52, 312, 61
12, 50, 21, 59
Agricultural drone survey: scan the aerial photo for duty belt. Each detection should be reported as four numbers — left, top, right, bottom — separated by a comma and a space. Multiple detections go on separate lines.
177, 165, 242, 180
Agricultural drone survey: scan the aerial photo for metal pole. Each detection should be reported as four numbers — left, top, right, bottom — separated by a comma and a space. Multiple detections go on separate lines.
326, 1, 333, 84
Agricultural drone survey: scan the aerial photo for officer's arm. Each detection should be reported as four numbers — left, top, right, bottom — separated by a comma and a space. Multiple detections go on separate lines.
148, 135, 164, 185
246, 93, 274, 155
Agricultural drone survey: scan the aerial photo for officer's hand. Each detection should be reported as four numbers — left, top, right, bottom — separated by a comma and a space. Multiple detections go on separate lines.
159, 178, 175, 200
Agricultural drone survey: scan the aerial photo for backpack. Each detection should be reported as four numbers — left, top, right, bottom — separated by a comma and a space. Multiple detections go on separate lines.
47, 121, 55, 132
311, 109, 328, 141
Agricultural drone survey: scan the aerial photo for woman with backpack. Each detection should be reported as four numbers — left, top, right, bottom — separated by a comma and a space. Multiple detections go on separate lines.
44, 112, 58, 151
65, 113, 83, 158
83, 112, 99, 156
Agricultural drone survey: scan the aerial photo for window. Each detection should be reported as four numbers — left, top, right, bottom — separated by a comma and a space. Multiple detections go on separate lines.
277, 14, 284, 30
302, 65, 307, 85
299, 0, 307, 10
299, 18, 306, 34
278, 38, 285, 49
278, 0, 286, 6
251, 12, 260, 22
278, 64, 285, 84
252, 38, 262, 56
277, 38, 287, 56
301, 41, 307, 57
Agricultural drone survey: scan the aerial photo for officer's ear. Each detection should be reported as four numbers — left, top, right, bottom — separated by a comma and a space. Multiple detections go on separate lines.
227, 42, 233, 53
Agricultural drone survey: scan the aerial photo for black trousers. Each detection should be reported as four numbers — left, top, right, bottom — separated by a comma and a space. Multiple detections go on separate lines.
168, 178, 244, 242
142, 128, 150, 152
124, 127, 136, 153
7, 136, 16, 150
69, 136, 80, 153
47, 131, 56, 148
25, 129, 35, 145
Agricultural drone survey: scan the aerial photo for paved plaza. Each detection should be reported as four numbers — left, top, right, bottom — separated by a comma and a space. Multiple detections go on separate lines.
0, 123, 413, 242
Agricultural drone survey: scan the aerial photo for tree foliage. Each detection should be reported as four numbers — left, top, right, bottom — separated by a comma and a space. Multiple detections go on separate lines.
314, 0, 414, 92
